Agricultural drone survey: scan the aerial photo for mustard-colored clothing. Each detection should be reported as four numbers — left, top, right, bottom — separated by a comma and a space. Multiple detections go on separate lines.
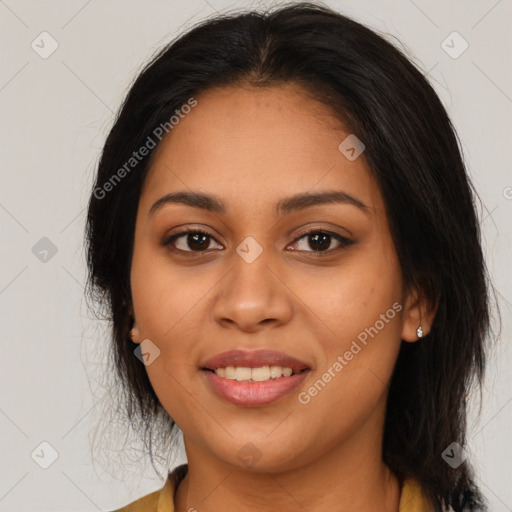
112, 463, 433, 511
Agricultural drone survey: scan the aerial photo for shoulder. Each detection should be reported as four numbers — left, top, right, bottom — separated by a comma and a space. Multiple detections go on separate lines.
400, 479, 484, 512
110, 488, 161, 512
110, 464, 189, 512
400, 478, 435, 512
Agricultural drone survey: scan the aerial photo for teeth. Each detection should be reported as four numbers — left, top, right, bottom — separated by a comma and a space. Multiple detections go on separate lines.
214, 365, 298, 381
252, 366, 270, 381
270, 365, 282, 378
282, 367, 293, 377
235, 367, 252, 381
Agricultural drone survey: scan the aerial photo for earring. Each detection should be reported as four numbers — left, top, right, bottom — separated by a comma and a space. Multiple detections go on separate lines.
416, 325, 423, 339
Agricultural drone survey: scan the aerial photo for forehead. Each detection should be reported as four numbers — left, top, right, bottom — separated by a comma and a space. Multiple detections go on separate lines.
140, 84, 381, 215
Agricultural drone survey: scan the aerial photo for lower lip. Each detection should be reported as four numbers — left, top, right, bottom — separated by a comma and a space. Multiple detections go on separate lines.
201, 369, 310, 407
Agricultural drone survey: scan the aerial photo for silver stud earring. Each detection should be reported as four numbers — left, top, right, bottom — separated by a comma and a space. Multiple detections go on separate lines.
416, 325, 423, 338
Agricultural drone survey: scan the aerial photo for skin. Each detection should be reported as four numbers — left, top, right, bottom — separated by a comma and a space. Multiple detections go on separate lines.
129, 83, 435, 512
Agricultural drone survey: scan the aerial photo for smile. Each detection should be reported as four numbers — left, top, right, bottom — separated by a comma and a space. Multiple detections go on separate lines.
207, 365, 305, 382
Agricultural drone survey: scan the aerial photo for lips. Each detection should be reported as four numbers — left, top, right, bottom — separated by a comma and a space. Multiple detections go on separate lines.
200, 349, 312, 407
201, 349, 311, 372
202, 369, 310, 406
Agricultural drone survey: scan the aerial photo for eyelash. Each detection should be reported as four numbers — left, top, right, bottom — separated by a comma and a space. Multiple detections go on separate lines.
162, 226, 353, 256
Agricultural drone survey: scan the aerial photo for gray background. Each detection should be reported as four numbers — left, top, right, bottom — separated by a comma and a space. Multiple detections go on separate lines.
0, 0, 510, 510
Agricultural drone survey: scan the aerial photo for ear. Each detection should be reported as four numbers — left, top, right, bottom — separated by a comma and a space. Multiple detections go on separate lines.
400, 287, 437, 342
130, 322, 141, 344
128, 305, 141, 344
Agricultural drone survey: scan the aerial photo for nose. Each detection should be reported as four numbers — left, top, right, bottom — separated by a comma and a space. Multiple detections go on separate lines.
212, 246, 294, 333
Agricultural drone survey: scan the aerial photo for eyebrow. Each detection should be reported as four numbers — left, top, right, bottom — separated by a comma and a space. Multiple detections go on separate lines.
149, 190, 370, 217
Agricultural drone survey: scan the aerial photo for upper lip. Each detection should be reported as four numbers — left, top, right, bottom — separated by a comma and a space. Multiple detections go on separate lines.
201, 349, 310, 371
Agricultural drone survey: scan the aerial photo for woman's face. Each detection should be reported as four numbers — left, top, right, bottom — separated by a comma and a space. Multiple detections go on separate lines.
130, 83, 422, 472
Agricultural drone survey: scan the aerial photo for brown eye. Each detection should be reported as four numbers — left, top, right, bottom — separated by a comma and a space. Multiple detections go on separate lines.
289, 230, 352, 254
163, 229, 223, 253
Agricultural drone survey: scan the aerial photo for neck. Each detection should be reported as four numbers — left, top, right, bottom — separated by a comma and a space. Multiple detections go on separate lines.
174, 411, 400, 512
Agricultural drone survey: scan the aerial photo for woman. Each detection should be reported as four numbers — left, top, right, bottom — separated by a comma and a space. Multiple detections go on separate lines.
85, 3, 491, 511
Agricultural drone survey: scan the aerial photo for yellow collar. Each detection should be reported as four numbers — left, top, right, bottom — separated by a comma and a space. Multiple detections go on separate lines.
115, 463, 433, 511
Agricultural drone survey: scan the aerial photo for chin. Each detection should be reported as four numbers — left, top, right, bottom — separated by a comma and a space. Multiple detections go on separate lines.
211, 438, 309, 474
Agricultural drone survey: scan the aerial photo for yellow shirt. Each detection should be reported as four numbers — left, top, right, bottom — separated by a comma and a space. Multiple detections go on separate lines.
112, 464, 433, 512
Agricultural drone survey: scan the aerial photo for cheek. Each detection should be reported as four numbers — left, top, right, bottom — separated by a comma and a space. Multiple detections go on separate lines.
130, 244, 214, 422
130, 241, 209, 341
294, 244, 403, 412
296, 292, 402, 448
292, 246, 403, 345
